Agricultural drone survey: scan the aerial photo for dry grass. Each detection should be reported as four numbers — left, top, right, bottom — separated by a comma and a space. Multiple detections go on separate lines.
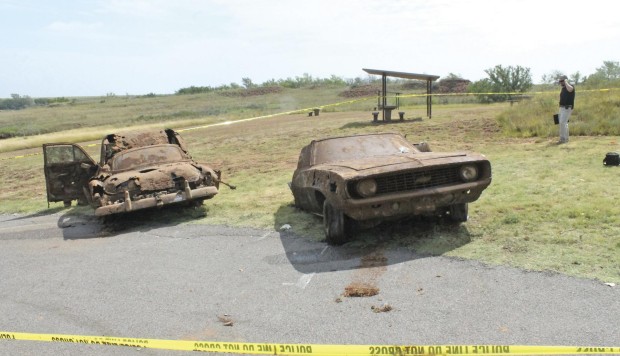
1, 100, 619, 283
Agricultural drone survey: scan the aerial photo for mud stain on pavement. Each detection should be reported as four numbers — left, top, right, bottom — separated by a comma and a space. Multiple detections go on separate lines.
342, 250, 388, 298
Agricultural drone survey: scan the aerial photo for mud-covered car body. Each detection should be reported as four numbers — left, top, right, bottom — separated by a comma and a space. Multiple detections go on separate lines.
43, 129, 220, 216
290, 133, 492, 244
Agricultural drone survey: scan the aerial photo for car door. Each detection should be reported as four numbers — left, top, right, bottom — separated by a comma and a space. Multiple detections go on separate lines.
42, 143, 96, 206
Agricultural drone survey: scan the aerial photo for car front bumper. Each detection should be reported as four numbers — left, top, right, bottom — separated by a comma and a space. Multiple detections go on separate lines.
338, 180, 491, 221
94, 185, 218, 216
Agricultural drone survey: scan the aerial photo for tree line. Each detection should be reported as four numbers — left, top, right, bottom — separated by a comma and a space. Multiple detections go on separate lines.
467, 61, 620, 103
3, 61, 619, 110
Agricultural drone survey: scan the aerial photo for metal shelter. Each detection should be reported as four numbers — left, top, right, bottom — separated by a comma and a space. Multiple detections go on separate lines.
363, 68, 440, 120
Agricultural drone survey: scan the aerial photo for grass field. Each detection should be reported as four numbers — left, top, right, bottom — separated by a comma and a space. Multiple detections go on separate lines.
1, 91, 619, 284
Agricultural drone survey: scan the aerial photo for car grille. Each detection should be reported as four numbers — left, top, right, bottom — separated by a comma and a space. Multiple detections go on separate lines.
375, 166, 461, 195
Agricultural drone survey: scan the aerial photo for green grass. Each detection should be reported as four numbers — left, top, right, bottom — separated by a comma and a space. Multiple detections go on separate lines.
1, 93, 619, 283
497, 88, 620, 137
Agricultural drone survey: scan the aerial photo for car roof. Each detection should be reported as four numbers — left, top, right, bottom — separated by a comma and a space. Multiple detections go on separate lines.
103, 130, 171, 147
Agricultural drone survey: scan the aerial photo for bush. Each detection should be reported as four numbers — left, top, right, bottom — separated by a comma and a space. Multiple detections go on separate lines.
0, 95, 34, 110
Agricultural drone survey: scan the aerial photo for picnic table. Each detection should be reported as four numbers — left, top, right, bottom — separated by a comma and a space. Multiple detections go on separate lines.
379, 105, 398, 120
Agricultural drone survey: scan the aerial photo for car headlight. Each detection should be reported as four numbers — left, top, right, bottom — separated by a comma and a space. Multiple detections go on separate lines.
356, 178, 377, 197
459, 164, 479, 182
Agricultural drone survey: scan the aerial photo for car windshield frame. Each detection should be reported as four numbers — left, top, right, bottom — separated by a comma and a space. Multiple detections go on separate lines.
311, 134, 416, 165
110, 144, 188, 171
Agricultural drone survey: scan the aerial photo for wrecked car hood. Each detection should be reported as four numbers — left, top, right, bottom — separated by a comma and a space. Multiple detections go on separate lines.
313, 152, 485, 177
104, 162, 203, 191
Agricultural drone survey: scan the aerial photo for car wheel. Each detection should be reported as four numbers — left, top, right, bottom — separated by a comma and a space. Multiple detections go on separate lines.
323, 200, 348, 245
448, 203, 468, 223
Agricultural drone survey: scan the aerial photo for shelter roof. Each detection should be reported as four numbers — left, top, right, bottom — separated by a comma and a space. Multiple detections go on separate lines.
362, 68, 440, 81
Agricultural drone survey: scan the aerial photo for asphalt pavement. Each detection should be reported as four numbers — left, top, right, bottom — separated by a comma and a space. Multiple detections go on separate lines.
0, 212, 618, 355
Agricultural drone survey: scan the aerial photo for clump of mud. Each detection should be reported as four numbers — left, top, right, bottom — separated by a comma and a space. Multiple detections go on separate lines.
343, 282, 379, 297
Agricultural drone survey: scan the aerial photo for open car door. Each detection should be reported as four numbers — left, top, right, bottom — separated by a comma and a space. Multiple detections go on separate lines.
43, 143, 96, 207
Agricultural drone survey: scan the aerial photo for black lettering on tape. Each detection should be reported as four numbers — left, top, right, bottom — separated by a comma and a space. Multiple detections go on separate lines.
472, 345, 510, 354
428, 346, 443, 354
223, 344, 240, 351
369, 346, 407, 355
194, 342, 222, 350
279, 345, 313, 354
0, 334, 16, 340
578, 348, 611, 353
258, 344, 274, 352
403, 346, 425, 355
447, 346, 469, 354
52, 337, 75, 343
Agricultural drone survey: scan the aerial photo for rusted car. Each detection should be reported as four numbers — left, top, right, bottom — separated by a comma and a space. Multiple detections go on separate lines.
290, 133, 492, 245
43, 129, 223, 216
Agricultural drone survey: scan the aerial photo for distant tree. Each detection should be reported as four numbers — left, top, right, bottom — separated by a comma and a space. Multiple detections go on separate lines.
485, 65, 533, 93
241, 77, 255, 89
322, 75, 347, 86
569, 71, 583, 84
586, 61, 620, 86
466, 79, 497, 103
541, 70, 564, 84
467, 65, 532, 103
541, 70, 584, 85
175, 85, 215, 95
444, 72, 464, 80
594, 61, 620, 80
0, 94, 33, 110
347, 77, 366, 87
260, 79, 276, 87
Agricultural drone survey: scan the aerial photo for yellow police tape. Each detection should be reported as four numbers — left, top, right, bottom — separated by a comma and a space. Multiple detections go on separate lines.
1, 332, 619, 355
177, 96, 370, 133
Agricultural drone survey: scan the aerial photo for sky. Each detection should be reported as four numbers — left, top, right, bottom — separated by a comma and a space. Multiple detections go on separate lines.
1, 0, 619, 98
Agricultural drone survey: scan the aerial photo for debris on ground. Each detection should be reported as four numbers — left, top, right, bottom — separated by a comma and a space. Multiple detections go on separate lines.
343, 282, 379, 297
217, 314, 233, 326
371, 303, 393, 313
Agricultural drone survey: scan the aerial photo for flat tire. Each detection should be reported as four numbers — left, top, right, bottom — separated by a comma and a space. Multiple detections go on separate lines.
323, 200, 348, 245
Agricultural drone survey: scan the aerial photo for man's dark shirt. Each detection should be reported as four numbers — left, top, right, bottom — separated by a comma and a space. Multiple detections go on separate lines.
560, 85, 575, 108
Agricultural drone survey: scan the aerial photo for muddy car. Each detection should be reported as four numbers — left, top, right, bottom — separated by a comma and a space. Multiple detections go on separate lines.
43, 129, 222, 216
290, 133, 492, 245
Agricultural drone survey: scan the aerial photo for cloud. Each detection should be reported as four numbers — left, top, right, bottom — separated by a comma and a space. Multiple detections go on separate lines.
47, 21, 103, 32
94, 0, 168, 17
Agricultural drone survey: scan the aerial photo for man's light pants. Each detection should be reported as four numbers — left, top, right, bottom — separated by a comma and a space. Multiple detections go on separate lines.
559, 107, 572, 143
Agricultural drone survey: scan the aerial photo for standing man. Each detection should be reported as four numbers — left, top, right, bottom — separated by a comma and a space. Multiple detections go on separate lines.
557, 75, 575, 144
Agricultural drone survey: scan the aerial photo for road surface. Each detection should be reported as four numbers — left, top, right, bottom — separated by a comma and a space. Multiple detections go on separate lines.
0, 211, 618, 355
